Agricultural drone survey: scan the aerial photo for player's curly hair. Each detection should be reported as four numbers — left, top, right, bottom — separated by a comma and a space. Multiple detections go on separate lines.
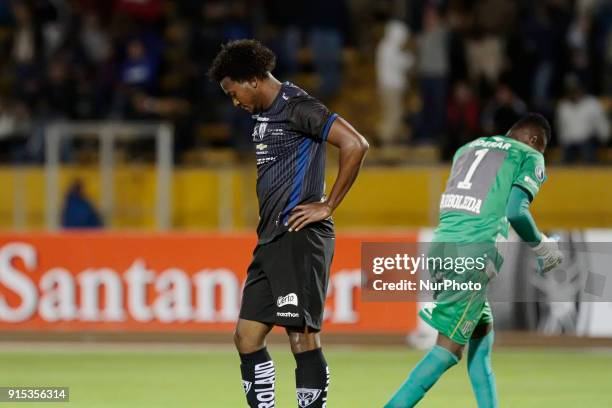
208, 39, 276, 83
510, 113, 552, 146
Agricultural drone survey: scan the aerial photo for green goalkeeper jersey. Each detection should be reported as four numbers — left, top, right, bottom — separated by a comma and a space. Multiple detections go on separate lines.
433, 135, 546, 244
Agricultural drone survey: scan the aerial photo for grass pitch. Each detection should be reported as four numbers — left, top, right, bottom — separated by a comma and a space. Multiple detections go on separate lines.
1, 344, 611, 407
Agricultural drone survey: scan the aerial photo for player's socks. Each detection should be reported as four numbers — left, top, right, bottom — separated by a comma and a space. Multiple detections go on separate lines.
467, 330, 498, 408
294, 348, 330, 408
384, 345, 459, 408
239, 347, 276, 407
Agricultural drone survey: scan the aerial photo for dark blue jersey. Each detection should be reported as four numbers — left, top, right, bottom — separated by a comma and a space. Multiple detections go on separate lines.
252, 82, 337, 244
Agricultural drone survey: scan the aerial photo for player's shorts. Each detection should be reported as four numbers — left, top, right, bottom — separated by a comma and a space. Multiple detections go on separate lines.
239, 222, 335, 331
418, 242, 498, 345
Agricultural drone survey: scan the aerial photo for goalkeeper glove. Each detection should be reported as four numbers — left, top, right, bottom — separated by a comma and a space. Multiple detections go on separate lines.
532, 234, 564, 275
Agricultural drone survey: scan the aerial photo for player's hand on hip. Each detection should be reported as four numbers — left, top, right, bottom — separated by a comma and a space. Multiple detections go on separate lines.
287, 202, 332, 232
532, 234, 564, 275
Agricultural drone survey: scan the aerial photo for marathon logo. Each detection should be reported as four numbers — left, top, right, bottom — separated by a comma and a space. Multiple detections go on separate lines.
277, 293, 298, 308
440, 193, 482, 214
254, 361, 275, 407
276, 311, 299, 318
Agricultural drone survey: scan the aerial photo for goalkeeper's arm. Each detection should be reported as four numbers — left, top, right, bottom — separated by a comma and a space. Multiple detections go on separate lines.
505, 185, 542, 246
506, 185, 563, 273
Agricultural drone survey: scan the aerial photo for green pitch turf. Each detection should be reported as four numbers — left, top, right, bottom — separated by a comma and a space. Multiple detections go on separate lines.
1, 345, 611, 407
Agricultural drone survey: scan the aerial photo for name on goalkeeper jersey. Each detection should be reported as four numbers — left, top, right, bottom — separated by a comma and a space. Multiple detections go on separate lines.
440, 193, 482, 214
468, 139, 511, 150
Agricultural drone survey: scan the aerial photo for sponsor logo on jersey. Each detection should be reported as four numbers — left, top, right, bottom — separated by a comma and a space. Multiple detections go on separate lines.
524, 176, 538, 190
296, 388, 322, 407
256, 156, 276, 165
254, 361, 275, 407
276, 311, 299, 318
277, 293, 298, 307
439, 193, 482, 214
252, 122, 268, 141
256, 143, 267, 151
281, 93, 289, 100
535, 165, 545, 182
243, 380, 252, 394
460, 320, 476, 336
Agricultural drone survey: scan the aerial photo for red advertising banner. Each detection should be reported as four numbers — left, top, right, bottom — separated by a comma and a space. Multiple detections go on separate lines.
0, 233, 417, 333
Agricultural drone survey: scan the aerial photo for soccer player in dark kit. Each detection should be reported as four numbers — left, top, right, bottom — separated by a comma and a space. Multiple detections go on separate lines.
208, 39, 369, 407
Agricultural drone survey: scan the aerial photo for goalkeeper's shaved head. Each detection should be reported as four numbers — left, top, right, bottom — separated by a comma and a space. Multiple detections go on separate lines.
508, 113, 551, 153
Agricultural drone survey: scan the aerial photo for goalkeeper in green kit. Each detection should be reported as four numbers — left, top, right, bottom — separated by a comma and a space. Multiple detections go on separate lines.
385, 114, 564, 408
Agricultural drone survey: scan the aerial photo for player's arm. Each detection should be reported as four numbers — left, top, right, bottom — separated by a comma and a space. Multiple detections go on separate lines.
505, 186, 542, 246
287, 98, 368, 231
506, 156, 563, 273
321, 117, 369, 209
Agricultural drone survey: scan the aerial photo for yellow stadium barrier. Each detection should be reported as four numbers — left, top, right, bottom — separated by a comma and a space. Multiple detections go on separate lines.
0, 166, 610, 230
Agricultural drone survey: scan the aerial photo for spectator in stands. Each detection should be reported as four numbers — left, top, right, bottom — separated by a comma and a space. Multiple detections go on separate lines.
376, 20, 414, 146
79, 11, 111, 65
61, 180, 103, 229
120, 38, 158, 91
556, 75, 610, 164
0, 96, 30, 162
593, 0, 612, 94
481, 83, 527, 135
522, 3, 556, 112
262, 0, 300, 79
11, 1, 43, 109
444, 81, 480, 160
606, 27, 612, 95
416, 4, 449, 143
465, 25, 504, 97
567, 13, 592, 89
111, 38, 160, 119
41, 57, 76, 118
302, 0, 349, 99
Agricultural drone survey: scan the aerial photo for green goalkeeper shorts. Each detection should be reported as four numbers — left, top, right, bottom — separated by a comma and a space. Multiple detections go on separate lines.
419, 243, 496, 345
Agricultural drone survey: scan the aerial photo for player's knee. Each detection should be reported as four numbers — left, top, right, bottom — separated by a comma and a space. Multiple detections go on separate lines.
233, 328, 244, 350
233, 327, 264, 354
287, 329, 320, 354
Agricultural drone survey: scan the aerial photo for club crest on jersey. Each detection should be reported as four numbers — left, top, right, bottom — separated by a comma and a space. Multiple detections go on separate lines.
296, 388, 322, 407
242, 380, 252, 394
277, 293, 298, 307
253, 122, 268, 141
535, 165, 545, 182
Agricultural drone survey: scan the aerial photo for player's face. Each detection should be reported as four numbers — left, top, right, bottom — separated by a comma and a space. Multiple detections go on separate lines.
220, 77, 259, 114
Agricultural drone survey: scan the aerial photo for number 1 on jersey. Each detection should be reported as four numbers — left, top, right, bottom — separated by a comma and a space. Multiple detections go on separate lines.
458, 149, 489, 190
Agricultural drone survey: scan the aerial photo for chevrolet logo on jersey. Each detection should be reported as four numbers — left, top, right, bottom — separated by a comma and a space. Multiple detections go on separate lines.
256, 143, 267, 151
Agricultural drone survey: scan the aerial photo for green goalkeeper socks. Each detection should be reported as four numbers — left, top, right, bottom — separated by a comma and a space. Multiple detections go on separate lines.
384, 345, 459, 408
467, 330, 498, 408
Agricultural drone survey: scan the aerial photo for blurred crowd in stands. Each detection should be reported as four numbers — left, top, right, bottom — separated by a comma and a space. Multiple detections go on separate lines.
0, 0, 610, 164
377, 0, 611, 162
